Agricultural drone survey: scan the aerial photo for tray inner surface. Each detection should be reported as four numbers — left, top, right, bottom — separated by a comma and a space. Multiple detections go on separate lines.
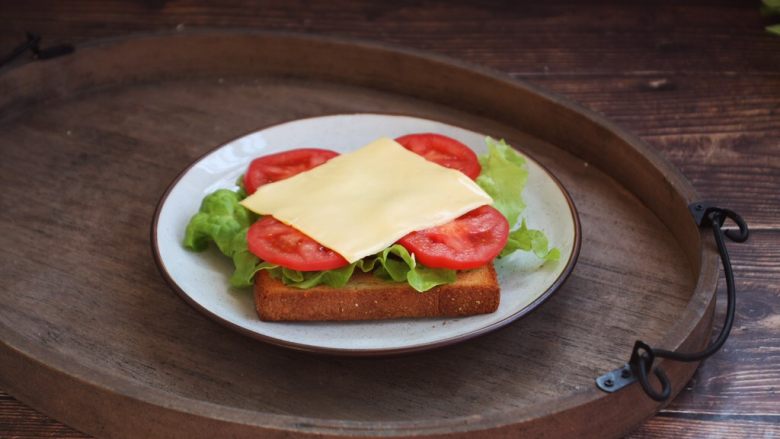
0, 74, 695, 421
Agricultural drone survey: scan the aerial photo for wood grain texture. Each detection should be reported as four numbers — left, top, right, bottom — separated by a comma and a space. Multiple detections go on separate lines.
0, 1, 777, 438
631, 415, 780, 439
528, 75, 780, 229
0, 391, 87, 439
661, 230, 780, 417
0, 56, 705, 433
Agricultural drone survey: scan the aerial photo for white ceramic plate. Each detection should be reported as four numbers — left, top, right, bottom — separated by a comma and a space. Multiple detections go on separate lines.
152, 114, 580, 355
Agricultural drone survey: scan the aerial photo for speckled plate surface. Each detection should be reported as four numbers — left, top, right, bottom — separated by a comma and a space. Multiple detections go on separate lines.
152, 114, 580, 355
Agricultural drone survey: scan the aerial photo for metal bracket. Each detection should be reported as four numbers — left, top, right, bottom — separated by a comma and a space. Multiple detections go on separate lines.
689, 201, 715, 226
595, 363, 636, 393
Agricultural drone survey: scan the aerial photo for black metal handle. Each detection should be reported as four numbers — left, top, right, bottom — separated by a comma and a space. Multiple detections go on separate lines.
596, 203, 749, 401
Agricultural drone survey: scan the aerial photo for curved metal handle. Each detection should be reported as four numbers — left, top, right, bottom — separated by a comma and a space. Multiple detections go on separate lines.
597, 203, 749, 401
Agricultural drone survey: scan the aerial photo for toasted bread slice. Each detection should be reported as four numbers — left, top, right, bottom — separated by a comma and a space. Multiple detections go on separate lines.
254, 264, 500, 321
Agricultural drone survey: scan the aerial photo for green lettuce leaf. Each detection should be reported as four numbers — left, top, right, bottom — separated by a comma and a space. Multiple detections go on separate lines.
406, 265, 458, 292
183, 189, 261, 287
475, 137, 559, 262
370, 245, 456, 292
265, 245, 456, 292
228, 228, 277, 288
235, 174, 248, 199
500, 219, 560, 261
183, 189, 253, 255
762, 0, 780, 16
271, 263, 358, 289
476, 137, 528, 226
763, 1, 780, 35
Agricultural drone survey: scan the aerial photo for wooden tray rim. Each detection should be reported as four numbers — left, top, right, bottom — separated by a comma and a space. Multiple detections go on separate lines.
0, 30, 721, 437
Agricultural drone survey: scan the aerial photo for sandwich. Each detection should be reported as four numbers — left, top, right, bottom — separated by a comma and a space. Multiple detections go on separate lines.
183, 133, 558, 321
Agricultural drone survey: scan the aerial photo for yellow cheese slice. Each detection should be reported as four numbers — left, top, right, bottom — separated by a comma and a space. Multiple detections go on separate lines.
240, 138, 493, 263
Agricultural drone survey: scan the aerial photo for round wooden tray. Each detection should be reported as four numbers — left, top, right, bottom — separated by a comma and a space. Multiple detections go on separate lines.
0, 32, 718, 438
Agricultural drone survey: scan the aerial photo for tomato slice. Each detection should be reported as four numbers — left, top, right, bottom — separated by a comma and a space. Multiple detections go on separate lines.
395, 133, 481, 180
247, 216, 349, 271
398, 206, 508, 270
244, 148, 339, 194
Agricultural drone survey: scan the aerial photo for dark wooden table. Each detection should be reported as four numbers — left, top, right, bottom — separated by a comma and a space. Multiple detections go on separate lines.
1, 1, 777, 437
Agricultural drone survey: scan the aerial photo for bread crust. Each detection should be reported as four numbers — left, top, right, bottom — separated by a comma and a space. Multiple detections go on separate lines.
254, 264, 500, 321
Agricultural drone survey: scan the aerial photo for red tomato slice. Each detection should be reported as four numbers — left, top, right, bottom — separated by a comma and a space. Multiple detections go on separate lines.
244, 148, 339, 194
398, 206, 509, 270
395, 133, 481, 180
247, 216, 349, 271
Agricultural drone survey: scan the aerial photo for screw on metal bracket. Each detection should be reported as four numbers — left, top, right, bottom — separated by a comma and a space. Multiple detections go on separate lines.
596, 363, 636, 393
